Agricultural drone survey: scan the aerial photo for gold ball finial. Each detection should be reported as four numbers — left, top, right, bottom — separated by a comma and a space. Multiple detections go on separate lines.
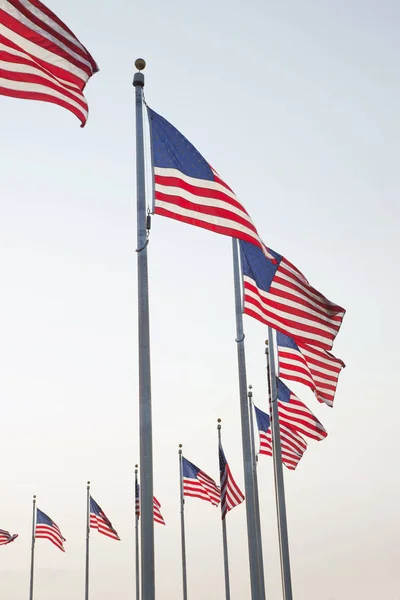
179, 444, 183, 448
135, 58, 146, 71
217, 418, 222, 423
135, 464, 139, 469
265, 339, 269, 346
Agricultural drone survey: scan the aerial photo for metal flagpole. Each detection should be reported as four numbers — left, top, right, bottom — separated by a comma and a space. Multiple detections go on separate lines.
178, 445, 188, 600
85, 481, 90, 600
133, 58, 155, 600
247, 386, 267, 600
135, 465, 140, 600
231, 236, 261, 600
217, 419, 231, 600
265, 329, 293, 600
29, 495, 36, 600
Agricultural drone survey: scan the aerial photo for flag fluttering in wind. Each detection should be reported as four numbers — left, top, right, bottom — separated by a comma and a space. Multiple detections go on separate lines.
254, 405, 307, 471
277, 330, 345, 407
89, 496, 120, 541
240, 239, 345, 351
0, 528, 18, 545
147, 107, 276, 262
219, 444, 244, 519
35, 508, 65, 551
0, 0, 98, 125
276, 378, 327, 441
135, 482, 165, 525
182, 456, 220, 506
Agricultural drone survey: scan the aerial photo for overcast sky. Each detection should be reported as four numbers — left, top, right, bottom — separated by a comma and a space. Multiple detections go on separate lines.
1, 0, 399, 599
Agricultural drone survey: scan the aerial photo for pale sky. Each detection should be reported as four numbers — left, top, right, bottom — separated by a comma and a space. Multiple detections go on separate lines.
0, 1, 399, 599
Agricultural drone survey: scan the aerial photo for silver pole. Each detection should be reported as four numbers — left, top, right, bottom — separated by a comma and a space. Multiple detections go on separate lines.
135, 466, 140, 600
248, 387, 267, 600
133, 59, 155, 600
85, 482, 90, 600
266, 329, 293, 600
29, 495, 36, 600
217, 419, 231, 600
178, 446, 188, 600
232, 237, 260, 600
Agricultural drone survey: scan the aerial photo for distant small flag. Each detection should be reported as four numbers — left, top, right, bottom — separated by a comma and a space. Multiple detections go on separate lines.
0, 529, 18, 545
35, 508, 65, 551
277, 330, 345, 407
135, 483, 165, 525
219, 444, 244, 519
89, 496, 120, 541
147, 107, 275, 261
276, 378, 327, 441
182, 456, 220, 506
0, 0, 98, 125
254, 405, 307, 471
240, 239, 345, 351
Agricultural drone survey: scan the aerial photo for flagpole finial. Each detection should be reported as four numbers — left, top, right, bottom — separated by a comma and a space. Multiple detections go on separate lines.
178, 444, 183, 455
33, 495, 36, 500
87, 481, 90, 486
135, 464, 139, 469
135, 58, 146, 71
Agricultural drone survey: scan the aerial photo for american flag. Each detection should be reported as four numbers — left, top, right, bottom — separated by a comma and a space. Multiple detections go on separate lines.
254, 405, 307, 471
0, 529, 18, 545
89, 496, 120, 541
277, 330, 345, 407
182, 456, 220, 506
0, 0, 98, 125
135, 483, 166, 526
147, 107, 275, 261
240, 239, 345, 351
35, 508, 65, 551
276, 378, 327, 441
219, 444, 244, 519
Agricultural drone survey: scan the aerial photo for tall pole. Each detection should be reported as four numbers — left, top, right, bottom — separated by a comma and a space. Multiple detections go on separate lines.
85, 481, 90, 600
232, 237, 260, 600
266, 329, 293, 600
248, 387, 267, 600
135, 465, 140, 600
217, 419, 231, 600
29, 495, 36, 600
178, 445, 188, 600
133, 58, 155, 600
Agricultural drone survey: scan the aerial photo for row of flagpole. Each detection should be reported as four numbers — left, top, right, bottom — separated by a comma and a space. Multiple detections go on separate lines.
133, 64, 294, 600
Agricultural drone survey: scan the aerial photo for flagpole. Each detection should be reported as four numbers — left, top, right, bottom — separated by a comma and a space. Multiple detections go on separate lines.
178, 445, 188, 600
133, 58, 155, 600
135, 465, 140, 600
217, 419, 231, 600
247, 386, 267, 600
265, 330, 293, 600
85, 481, 90, 600
232, 237, 261, 600
29, 495, 36, 600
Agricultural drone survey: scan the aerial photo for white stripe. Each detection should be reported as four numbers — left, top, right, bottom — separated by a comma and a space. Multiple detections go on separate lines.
154, 167, 239, 202
0, 21, 87, 82
156, 200, 261, 244
0, 57, 85, 101
1, 1, 93, 73
0, 76, 87, 118
16, 0, 88, 52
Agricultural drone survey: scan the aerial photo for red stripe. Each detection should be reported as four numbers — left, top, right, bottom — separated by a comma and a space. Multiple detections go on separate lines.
6, 0, 96, 75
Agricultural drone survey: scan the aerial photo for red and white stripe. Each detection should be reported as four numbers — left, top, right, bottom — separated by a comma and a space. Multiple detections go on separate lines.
154, 166, 276, 262
183, 471, 220, 506
90, 513, 120, 541
278, 396, 327, 442
278, 338, 345, 407
259, 424, 307, 471
220, 464, 244, 519
36, 521, 65, 551
152, 497, 165, 525
0, 529, 18, 545
0, 0, 98, 125
243, 256, 345, 351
